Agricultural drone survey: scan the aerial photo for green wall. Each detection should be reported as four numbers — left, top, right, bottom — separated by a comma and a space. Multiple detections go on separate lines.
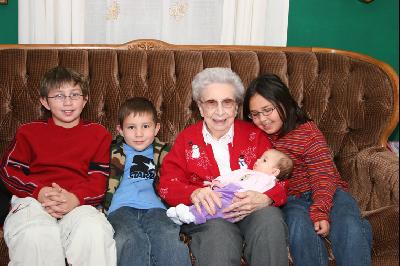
0, 0, 18, 44
288, 0, 399, 141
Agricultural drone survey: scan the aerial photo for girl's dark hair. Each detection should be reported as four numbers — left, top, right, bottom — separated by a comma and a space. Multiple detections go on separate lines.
243, 74, 310, 137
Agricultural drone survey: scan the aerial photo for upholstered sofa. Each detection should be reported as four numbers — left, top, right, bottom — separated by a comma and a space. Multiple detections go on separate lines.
0, 40, 398, 266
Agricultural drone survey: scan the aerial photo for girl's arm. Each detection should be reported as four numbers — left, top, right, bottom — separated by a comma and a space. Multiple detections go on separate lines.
304, 131, 339, 223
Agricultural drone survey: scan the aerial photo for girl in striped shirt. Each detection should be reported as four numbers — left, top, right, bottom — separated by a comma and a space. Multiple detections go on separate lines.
243, 74, 372, 266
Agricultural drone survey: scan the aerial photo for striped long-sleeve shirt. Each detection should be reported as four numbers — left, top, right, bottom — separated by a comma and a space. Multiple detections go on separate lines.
269, 121, 348, 223
0, 118, 112, 206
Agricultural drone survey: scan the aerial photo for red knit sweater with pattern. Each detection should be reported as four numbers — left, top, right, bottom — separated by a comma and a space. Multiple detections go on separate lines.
0, 118, 112, 206
157, 120, 287, 207
270, 121, 348, 223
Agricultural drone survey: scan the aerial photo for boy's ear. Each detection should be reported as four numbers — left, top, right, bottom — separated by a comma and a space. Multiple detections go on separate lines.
39, 97, 51, 111
83, 95, 88, 106
116, 125, 123, 137
154, 122, 161, 136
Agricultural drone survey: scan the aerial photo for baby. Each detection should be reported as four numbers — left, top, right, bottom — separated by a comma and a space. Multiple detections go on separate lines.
167, 149, 293, 225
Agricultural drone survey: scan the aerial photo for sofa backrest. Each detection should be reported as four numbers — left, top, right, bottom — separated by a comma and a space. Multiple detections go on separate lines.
0, 40, 398, 166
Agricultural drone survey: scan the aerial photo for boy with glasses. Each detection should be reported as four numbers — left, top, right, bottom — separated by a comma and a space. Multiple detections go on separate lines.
0, 66, 116, 266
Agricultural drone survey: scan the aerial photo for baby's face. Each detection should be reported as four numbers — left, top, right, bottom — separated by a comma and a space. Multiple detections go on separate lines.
253, 150, 280, 175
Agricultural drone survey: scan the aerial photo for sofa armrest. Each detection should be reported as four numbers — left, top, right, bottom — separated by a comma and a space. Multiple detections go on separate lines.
338, 147, 399, 211
362, 205, 399, 257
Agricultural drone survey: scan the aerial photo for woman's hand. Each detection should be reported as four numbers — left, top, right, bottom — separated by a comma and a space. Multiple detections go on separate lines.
223, 191, 273, 222
191, 187, 222, 216
314, 220, 330, 237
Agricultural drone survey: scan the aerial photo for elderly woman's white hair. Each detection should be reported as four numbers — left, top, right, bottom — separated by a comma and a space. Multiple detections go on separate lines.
191, 68, 245, 103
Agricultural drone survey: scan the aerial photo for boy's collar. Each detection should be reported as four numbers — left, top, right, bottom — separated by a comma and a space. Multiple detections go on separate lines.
123, 142, 153, 153
48, 117, 83, 129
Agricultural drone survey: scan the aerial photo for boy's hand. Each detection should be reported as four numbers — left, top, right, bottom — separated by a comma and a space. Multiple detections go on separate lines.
55, 189, 80, 214
38, 186, 57, 204
41, 183, 80, 218
43, 183, 67, 203
314, 220, 330, 237
38, 184, 65, 218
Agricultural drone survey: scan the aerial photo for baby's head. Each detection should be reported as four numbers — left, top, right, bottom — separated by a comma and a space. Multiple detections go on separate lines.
253, 149, 293, 180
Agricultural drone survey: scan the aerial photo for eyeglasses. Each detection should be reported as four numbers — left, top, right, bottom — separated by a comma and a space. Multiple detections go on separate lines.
47, 93, 84, 102
248, 107, 276, 120
200, 99, 236, 111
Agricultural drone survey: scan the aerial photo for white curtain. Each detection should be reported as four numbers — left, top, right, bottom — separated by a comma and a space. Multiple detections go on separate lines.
221, 0, 289, 45
18, 0, 85, 44
19, 0, 289, 46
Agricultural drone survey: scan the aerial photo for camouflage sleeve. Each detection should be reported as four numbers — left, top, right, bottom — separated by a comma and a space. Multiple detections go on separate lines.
104, 136, 125, 211
153, 137, 170, 175
153, 137, 170, 192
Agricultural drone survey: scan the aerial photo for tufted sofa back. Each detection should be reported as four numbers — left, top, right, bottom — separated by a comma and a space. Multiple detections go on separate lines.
1, 40, 399, 266
0, 40, 398, 177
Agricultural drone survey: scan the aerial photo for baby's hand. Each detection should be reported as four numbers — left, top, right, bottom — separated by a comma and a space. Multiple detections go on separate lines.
210, 180, 224, 189
314, 220, 330, 237
204, 180, 224, 190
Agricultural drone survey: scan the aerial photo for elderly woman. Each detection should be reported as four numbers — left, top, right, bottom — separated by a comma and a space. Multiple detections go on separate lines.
157, 68, 288, 265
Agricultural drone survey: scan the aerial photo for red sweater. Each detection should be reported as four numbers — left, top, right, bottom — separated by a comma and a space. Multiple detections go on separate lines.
0, 118, 112, 206
157, 120, 287, 207
270, 121, 348, 223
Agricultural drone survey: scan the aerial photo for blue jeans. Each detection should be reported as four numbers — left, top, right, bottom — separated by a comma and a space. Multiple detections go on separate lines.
107, 207, 191, 266
282, 189, 372, 266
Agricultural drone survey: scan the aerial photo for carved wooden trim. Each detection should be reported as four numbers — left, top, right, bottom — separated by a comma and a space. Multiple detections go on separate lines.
124, 39, 171, 50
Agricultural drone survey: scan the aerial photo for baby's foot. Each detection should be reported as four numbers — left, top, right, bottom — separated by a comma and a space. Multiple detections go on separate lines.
175, 204, 196, 224
166, 207, 183, 225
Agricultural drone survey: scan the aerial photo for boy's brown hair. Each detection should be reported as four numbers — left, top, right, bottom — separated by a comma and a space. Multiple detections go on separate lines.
118, 97, 159, 126
39, 66, 89, 98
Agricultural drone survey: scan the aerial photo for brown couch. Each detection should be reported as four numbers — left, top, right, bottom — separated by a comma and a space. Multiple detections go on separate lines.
0, 39, 398, 266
